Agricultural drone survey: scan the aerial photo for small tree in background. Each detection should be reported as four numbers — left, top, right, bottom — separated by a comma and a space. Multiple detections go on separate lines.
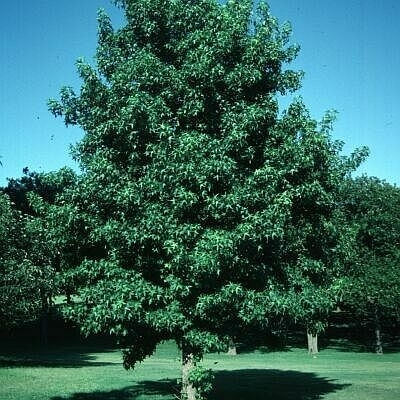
48, 0, 366, 398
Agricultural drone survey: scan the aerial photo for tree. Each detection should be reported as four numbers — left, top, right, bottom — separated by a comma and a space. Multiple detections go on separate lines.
0, 168, 77, 339
0, 193, 45, 330
341, 177, 400, 353
3, 167, 76, 215
48, 0, 365, 398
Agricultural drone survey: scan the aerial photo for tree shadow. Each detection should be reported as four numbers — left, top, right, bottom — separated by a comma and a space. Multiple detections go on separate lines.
50, 379, 178, 400
48, 369, 349, 400
0, 344, 120, 368
0, 316, 124, 369
0, 356, 117, 368
323, 314, 400, 354
236, 343, 293, 354
323, 338, 371, 353
210, 369, 350, 400
325, 338, 400, 354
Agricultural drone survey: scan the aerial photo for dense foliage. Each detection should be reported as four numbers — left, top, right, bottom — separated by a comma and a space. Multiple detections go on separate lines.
0, 169, 77, 333
0, 192, 48, 329
341, 177, 400, 352
44, 0, 367, 398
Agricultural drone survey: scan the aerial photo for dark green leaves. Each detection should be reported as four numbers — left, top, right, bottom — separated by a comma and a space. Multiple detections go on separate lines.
48, 0, 363, 371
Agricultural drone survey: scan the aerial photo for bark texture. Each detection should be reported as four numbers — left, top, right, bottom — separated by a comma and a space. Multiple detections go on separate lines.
227, 337, 237, 355
182, 351, 197, 400
40, 291, 49, 345
307, 331, 318, 355
374, 304, 383, 354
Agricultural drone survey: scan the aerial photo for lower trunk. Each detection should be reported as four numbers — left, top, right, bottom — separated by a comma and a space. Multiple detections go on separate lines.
307, 331, 318, 355
227, 337, 237, 355
182, 350, 197, 400
40, 291, 49, 346
374, 305, 383, 355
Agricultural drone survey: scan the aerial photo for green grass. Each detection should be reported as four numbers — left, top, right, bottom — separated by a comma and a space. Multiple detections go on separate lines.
0, 339, 399, 400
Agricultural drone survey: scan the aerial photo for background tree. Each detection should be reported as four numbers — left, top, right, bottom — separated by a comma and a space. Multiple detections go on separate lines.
0, 168, 77, 341
48, 0, 365, 398
341, 176, 400, 353
3, 167, 76, 215
0, 193, 45, 330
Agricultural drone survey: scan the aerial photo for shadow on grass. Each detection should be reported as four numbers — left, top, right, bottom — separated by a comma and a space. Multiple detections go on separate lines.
237, 344, 292, 354
0, 344, 120, 368
48, 369, 349, 400
50, 379, 177, 400
0, 357, 117, 368
211, 369, 350, 400
0, 317, 123, 368
325, 338, 400, 354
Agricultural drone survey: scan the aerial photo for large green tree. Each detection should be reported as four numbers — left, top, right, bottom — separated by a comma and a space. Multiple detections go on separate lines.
341, 177, 400, 353
48, 0, 364, 398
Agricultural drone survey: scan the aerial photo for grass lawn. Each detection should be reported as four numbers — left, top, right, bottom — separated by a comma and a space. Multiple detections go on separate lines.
0, 339, 399, 399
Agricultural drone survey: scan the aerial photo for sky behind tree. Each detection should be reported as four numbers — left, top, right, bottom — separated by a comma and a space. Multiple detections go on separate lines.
1, 0, 399, 185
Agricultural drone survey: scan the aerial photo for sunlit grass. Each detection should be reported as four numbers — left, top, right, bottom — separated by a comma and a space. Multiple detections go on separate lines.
0, 339, 399, 399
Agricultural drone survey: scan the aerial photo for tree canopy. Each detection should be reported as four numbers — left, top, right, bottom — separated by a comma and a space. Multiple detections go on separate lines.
47, 0, 366, 398
0, 192, 46, 329
0, 169, 78, 334
341, 176, 400, 352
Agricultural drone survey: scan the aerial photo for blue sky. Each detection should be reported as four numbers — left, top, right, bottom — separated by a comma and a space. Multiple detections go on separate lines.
0, 0, 399, 186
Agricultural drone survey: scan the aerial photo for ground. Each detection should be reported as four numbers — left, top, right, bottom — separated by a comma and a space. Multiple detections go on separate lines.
0, 338, 399, 400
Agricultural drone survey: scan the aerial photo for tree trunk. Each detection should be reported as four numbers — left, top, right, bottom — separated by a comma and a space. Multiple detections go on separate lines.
182, 350, 197, 400
307, 331, 318, 355
227, 337, 237, 355
374, 304, 383, 354
40, 291, 49, 346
